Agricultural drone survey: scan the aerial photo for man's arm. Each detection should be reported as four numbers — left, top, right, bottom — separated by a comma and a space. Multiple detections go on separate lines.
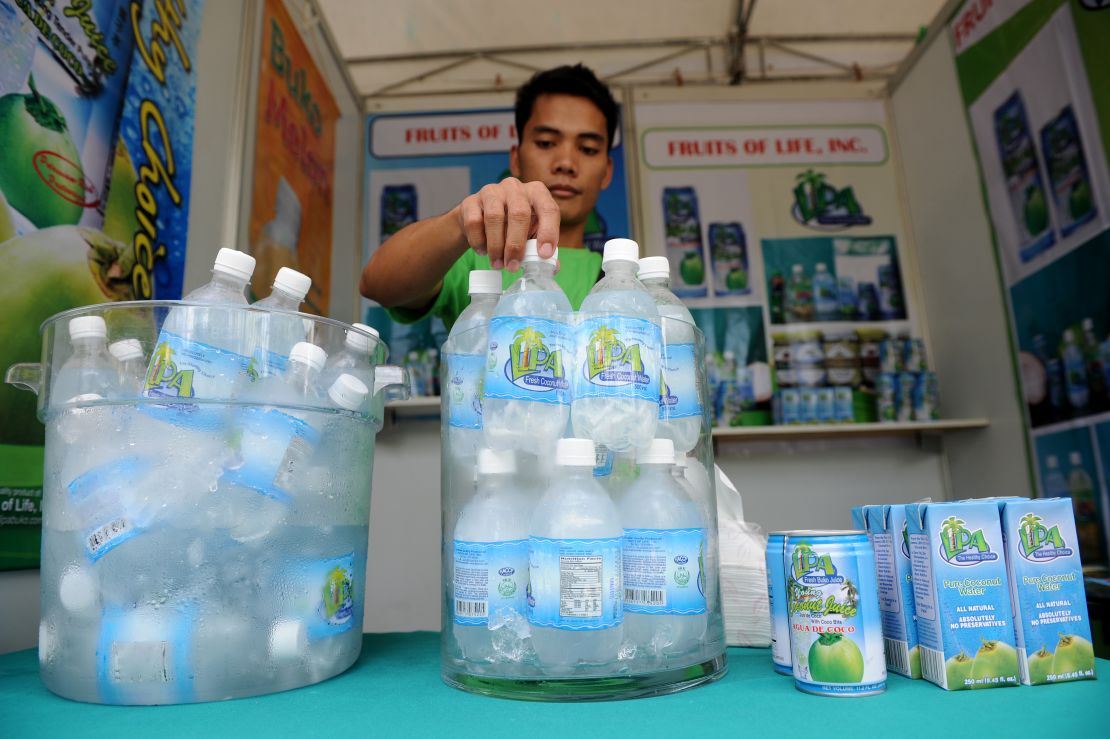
360, 178, 560, 312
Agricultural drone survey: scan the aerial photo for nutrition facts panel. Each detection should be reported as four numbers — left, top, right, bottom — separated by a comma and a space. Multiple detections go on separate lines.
560, 555, 602, 618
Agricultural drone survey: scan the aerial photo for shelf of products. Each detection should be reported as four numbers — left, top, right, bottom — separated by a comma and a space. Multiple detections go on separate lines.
711, 418, 990, 442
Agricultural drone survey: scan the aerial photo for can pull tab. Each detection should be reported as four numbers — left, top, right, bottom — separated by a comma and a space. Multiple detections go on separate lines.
373, 365, 410, 402
5, 363, 43, 396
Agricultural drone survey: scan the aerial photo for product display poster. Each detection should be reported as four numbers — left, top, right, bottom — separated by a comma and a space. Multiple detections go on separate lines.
635, 98, 920, 426
952, 0, 1110, 564
362, 108, 630, 391
247, 0, 339, 314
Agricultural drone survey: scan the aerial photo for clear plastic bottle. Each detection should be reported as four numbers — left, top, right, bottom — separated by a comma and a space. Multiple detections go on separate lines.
573, 239, 661, 452
452, 448, 532, 663
108, 339, 146, 396
445, 271, 501, 460
250, 266, 312, 379
529, 439, 624, 671
1061, 328, 1089, 411
619, 439, 707, 659
54, 317, 119, 403
638, 257, 703, 453
321, 323, 379, 418
145, 247, 256, 402
483, 240, 573, 455
813, 262, 837, 321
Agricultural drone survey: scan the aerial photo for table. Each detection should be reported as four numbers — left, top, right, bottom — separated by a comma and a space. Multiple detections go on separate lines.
2, 633, 1104, 737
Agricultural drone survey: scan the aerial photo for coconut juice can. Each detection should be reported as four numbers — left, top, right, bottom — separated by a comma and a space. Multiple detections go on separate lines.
785, 531, 886, 696
766, 532, 792, 675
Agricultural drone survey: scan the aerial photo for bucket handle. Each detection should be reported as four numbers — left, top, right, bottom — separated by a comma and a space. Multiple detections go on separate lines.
5, 363, 42, 396
373, 365, 410, 402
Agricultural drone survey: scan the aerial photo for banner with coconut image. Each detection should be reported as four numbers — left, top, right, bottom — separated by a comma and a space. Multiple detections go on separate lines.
0, 0, 204, 569
951, 0, 1110, 566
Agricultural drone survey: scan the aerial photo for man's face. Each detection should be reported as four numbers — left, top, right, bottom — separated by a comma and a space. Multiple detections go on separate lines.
510, 93, 613, 228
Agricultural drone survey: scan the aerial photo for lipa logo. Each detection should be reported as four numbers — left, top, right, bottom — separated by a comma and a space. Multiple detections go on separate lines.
584, 324, 649, 387
901, 520, 911, 560
144, 342, 195, 397
791, 169, 873, 230
939, 516, 998, 566
503, 327, 567, 392
1017, 513, 1072, 563
791, 543, 844, 586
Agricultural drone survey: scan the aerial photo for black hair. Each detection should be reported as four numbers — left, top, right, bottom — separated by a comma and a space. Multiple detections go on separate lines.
514, 64, 619, 150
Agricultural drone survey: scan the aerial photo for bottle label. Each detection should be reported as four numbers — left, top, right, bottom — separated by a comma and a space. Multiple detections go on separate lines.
297, 553, 356, 641
85, 517, 141, 561
622, 528, 708, 615
658, 343, 703, 420
445, 353, 485, 430
222, 408, 320, 501
484, 317, 572, 405
452, 539, 529, 626
143, 330, 249, 400
527, 536, 623, 630
574, 316, 661, 403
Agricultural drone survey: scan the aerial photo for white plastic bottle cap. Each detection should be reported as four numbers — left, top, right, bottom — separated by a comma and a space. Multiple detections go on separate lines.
1069, 451, 1082, 466
68, 316, 107, 340
555, 438, 596, 467
345, 323, 380, 353
468, 270, 502, 295
270, 619, 307, 660
289, 342, 327, 371
639, 438, 675, 464
108, 338, 144, 362
59, 566, 97, 613
602, 238, 640, 266
272, 267, 312, 300
477, 448, 517, 475
328, 373, 369, 411
213, 248, 256, 281
638, 256, 670, 280
523, 239, 559, 265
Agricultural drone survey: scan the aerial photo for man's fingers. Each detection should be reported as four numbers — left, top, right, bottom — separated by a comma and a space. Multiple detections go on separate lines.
459, 196, 486, 255
479, 185, 507, 269
503, 186, 532, 272
525, 181, 561, 258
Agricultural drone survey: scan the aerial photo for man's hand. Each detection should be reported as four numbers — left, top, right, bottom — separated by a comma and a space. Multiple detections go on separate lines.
456, 177, 560, 271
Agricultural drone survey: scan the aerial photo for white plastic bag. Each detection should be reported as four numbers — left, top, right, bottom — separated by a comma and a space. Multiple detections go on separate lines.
715, 464, 770, 647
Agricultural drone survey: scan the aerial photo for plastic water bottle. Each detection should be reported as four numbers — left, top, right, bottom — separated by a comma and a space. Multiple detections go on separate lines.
108, 339, 146, 396
813, 262, 837, 321
573, 239, 661, 452
250, 266, 312, 379
529, 439, 623, 671
619, 439, 707, 659
1061, 328, 1089, 410
297, 373, 370, 526
54, 317, 118, 403
484, 240, 573, 455
321, 323, 379, 418
145, 248, 256, 402
444, 270, 501, 460
452, 448, 531, 663
639, 256, 703, 453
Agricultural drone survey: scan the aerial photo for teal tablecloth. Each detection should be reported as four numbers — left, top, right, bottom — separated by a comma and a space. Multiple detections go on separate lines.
1, 633, 1104, 737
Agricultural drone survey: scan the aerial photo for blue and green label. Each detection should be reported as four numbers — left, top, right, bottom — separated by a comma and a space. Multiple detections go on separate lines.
445, 353, 485, 430
527, 536, 623, 631
574, 316, 661, 403
143, 331, 248, 400
658, 343, 702, 419
766, 533, 791, 673
622, 528, 707, 615
452, 539, 529, 626
484, 317, 571, 405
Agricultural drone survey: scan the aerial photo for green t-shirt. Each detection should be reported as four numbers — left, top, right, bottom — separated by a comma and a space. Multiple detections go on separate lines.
386, 248, 602, 331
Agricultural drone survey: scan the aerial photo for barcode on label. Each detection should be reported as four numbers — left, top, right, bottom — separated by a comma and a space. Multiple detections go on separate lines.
884, 638, 910, 676
921, 646, 946, 686
455, 599, 487, 619
625, 588, 667, 606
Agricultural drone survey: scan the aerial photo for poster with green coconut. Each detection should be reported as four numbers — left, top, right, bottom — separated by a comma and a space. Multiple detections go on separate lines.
0, 1, 203, 569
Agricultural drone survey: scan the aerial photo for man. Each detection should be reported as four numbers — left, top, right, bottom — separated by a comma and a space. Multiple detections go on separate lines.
360, 64, 620, 329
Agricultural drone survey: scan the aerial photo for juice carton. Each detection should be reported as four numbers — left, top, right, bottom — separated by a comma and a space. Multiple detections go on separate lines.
865, 505, 921, 678
905, 500, 1019, 690
1000, 498, 1096, 685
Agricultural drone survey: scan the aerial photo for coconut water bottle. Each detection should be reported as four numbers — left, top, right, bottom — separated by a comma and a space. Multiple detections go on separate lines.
444, 270, 501, 460
321, 323, 379, 418
54, 317, 119, 403
573, 239, 661, 453
483, 240, 572, 455
638, 257, 702, 453
249, 266, 312, 379
529, 439, 624, 671
452, 448, 532, 663
108, 339, 146, 396
144, 248, 256, 402
813, 262, 837, 321
619, 439, 707, 658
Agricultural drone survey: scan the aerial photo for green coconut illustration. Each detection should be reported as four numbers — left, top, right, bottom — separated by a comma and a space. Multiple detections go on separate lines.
679, 251, 704, 286
1027, 645, 1053, 685
1051, 634, 1094, 677
908, 644, 922, 679
969, 639, 1018, 688
101, 138, 140, 246
1022, 186, 1048, 236
725, 268, 748, 291
945, 650, 973, 690
0, 226, 136, 445
807, 633, 864, 683
1069, 180, 1093, 220
0, 77, 84, 228
0, 190, 15, 244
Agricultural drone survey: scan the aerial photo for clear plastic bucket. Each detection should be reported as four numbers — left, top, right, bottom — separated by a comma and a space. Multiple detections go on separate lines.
439, 313, 727, 700
5, 301, 407, 704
